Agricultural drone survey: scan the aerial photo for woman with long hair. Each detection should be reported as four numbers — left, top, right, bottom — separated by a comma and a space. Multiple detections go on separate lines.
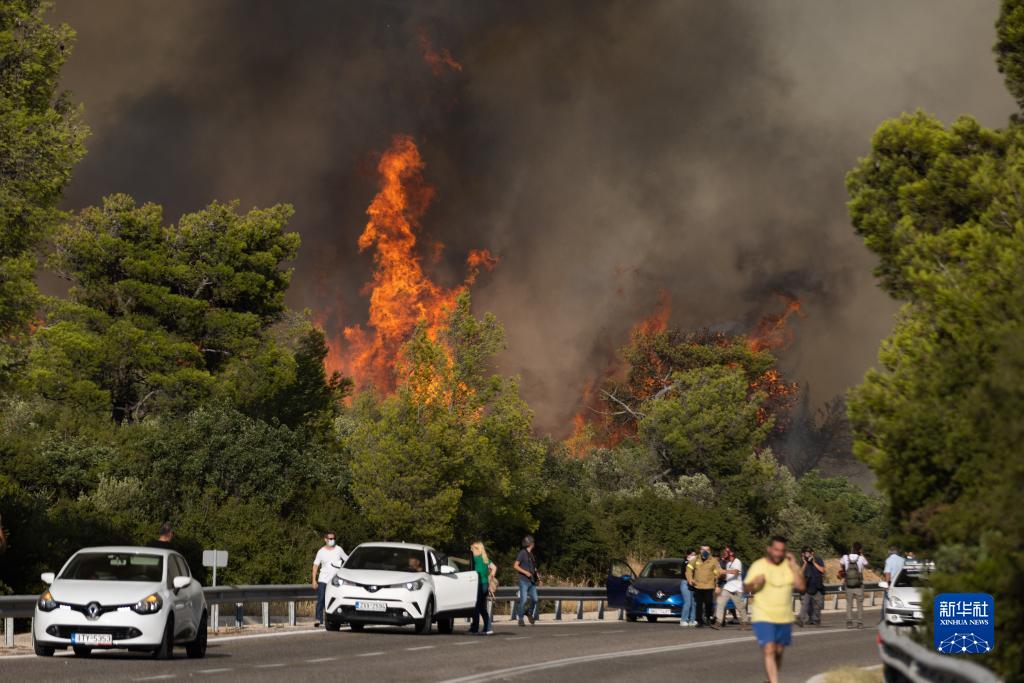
469, 540, 497, 635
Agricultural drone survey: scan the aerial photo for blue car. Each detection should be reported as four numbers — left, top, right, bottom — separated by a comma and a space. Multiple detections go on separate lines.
606, 558, 686, 622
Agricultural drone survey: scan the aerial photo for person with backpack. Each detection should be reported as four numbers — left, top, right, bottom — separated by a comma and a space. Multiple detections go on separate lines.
513, 535, 540, 626
468, 540, 497, 635
839, 542, 869, 629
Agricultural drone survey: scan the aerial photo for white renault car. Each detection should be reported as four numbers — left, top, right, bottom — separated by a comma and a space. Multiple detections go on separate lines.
880, 560, 933, 626
324, 542, 477, 634
32, 546, 207, 658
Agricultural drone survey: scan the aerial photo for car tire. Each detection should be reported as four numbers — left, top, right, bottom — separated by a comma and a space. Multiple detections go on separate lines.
325, 619, 341, 632
348, 622, 365, 632
626, 614, 637, 622
415, 599, 434, 635
33, 633, 54, 657
646, 615, 658, 623
186, 612, 208, 659
153, 614, 174, 660
436, 617, 454, 634
73, 646, 92, 657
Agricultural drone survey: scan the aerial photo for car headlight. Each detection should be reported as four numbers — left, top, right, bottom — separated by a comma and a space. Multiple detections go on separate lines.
888, 596, 906, 609
404, 579, 424, 591
626, 586, 639, 597
38, 591, 59, 612
131, 593, 163, 614
332, 576, 356, 588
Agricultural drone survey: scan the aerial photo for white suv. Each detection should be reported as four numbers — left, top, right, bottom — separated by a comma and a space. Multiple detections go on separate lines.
324, 542, 477, 634
32, 546, 207, 658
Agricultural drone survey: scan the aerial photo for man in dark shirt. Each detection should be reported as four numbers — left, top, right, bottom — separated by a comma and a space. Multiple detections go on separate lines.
513, 535, 539, 626
797, 546, 825, 626
146, 521, 175, 550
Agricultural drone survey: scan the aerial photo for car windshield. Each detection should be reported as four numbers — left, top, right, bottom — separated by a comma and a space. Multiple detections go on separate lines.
345, 546, 426, 572
894, 571, 929, 588
60, 553, 164, 582
640, 561, 685, 579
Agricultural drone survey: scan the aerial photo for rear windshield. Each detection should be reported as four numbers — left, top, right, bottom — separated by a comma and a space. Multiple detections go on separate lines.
640, 561, 685, 579
345, 546, 426, 572
894, 571, 929, 588
60, 553, 164, 582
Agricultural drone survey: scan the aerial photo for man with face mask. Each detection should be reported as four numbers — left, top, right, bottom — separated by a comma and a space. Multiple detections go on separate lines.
713, 547, 748, 629
312, 531, 347, 627
685, 545, 718, 627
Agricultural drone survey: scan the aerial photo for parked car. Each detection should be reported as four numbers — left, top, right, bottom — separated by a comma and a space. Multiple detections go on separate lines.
606, 558, 687, 622
32, 546, 207, 659
323, 542, 477, 634
879, 560, 933, 626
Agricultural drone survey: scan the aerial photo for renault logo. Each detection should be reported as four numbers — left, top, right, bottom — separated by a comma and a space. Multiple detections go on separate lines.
656, 591, 666, 600
86, 602, 101, 620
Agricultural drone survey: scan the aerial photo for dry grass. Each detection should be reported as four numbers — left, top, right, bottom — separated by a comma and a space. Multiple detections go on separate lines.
824, 666, 883, 683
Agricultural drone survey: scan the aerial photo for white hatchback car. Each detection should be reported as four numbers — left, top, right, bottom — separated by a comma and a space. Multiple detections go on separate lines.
32, 546, 207, 658
324, 542, 478, 634
880, 561, 932, 626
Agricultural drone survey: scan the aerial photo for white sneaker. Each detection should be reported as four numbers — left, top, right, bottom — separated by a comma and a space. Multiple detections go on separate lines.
689, 621, 697, 627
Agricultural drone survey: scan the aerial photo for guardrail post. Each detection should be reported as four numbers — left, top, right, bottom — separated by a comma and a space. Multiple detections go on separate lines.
212, 604, 219, 633
833, 590, 840, 610
618, 608, 624, 621
288, 600, 296, 626
576, 600, 584, 620
598, 600, 605, 620
262, 601, 270, 628
235, 602, 243, 629
4, 617, 14, 648
510, 594, 520, 621
554, 600, 562, 621
871, 590, 877, 607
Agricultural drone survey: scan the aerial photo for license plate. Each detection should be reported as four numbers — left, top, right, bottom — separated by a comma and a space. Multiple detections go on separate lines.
647, 608, 673, 615
71, 633, 113, 646
354, 601, 387, 612
913, 610, 923, 619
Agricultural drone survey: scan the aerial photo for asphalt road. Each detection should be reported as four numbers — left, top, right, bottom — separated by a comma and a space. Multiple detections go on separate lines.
0, 613, 879, 682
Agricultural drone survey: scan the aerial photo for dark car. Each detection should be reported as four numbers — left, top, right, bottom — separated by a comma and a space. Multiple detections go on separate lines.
606, 558, 686, 622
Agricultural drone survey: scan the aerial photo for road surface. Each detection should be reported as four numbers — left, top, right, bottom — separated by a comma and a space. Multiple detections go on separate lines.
0, 612, 878, 682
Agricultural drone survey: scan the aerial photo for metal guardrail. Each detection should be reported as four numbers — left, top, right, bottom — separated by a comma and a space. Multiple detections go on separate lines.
0, 581, 882, 648
877, 623, 1001, 683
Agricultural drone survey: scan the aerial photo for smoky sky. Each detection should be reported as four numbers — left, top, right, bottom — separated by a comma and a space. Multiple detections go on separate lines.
49, 0, 1014, 434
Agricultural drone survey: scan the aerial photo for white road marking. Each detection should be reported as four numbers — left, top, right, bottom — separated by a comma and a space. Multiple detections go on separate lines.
505, 636, 529, 640
305, 656, 338, 663
455, 640, 483, 645
134, 676, 176, 681
254, 663, 286, 669
356, 651, 386, 657
209, 628, 331, 644
406, 645, 436, 651
197, 668, 233, 675
438, 629, 846, 683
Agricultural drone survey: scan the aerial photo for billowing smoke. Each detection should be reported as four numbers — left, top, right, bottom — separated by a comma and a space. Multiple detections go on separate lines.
50, 0, 1013, 434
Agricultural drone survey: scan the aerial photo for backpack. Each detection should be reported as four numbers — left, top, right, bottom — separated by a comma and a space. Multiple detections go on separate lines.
844, 554, 863, 589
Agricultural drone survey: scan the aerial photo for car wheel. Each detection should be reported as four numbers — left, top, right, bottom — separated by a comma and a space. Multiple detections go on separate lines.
348, 622, 365, 632
153, 614, 174, 659
33, 633, 54, 657
626, 614, 637, 622
186, 611, 208, 659
325, 618, 341, 632
437, 617, 454, 634
646, 616, 658, 623
415, 599, 434, 635
73, 646, 92, 657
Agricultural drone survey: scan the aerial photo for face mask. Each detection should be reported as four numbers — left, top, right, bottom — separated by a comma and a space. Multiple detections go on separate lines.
701, 551, 709, 560
327, 539, 336, 547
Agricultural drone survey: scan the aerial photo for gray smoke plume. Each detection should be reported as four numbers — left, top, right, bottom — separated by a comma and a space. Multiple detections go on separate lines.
50, 0, 1013, 435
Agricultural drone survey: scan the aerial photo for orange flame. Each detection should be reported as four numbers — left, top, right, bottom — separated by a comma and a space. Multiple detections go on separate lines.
417, 27, 463, 76
323, 135, 496, 392
746, 293, 804, 353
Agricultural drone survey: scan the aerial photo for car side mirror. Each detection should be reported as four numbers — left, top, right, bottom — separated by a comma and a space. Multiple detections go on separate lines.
438, 564, 457, 575
331, 560, 344, 569
878, 581, 889, 589
172, 576, 192, 590
621, 574, 633, 582
41, 572, 55, 584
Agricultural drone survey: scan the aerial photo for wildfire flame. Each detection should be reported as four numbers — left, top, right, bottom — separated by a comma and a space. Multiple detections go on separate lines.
321, 135, 496, 392
746, 293, 804, 353
418, 27, 463, 76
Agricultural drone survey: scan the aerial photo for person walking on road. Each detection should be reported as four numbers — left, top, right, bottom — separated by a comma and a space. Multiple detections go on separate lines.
713, 546, 748, 629
312, 531, 347, 628
797, 546, 825, 627
744, 535, 806, 683
686, 545, 718, 627
883, 546, 905, 583
679, 549, 697, 627
839, 542, 869, 629
514, 535, 540, 626
469, 541, 497, 635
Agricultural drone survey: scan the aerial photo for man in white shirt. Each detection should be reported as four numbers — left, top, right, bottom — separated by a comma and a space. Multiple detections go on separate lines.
312, 531, 347, 627
712, 546, 748, 629
839, 542, 869, 628
883, 546, 905, 583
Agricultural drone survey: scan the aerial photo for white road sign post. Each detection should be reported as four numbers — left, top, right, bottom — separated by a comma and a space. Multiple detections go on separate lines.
203, 550, 228, 631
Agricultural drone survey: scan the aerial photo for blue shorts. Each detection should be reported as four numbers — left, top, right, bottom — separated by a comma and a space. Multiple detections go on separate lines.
752, 621, 792, 647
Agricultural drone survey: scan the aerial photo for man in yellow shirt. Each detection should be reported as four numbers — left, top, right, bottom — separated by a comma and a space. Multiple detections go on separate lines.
744, 535, 806, 683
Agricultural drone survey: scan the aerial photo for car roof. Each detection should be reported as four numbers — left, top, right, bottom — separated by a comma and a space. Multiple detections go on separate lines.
74, 546, 178, 555
354, 542, 432, 552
